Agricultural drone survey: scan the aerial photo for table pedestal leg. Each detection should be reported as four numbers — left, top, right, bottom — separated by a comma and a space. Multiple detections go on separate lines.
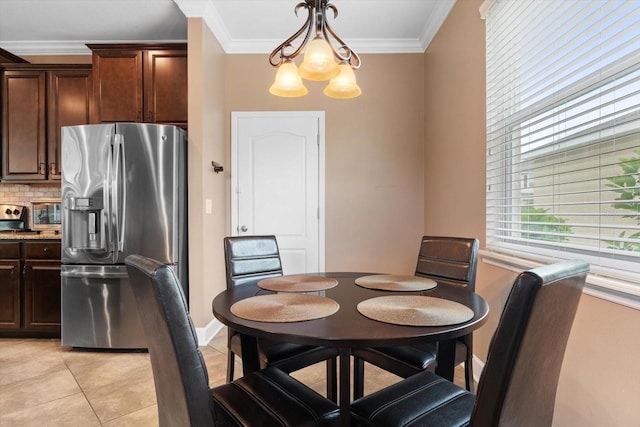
327, 357, 338, 402
435, 339, 456, 381
339, 348, 351, 426
240, 334, 260, 375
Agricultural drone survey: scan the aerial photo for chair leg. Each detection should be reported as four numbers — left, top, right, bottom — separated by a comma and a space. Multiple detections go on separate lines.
226, 350, 235, 383
353, 356, 365, 399
463, 333, 474, 392
326, 357, 338, 403
465, 358, 474, 393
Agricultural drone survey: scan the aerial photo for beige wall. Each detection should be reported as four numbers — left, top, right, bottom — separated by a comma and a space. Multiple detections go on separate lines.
188, 19, 228, 327
187, 26, 426, 325
224, 54, 425, 275
186, 19, 227, 327
423, 1, 485, 240
427, 1, 640, 425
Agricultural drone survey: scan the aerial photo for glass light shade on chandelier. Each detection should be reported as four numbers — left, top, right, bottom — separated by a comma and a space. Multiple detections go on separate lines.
269, 0, 361, 99
269, 60, 308, 97
323, 62, 361, 99
298, 37, 340, 81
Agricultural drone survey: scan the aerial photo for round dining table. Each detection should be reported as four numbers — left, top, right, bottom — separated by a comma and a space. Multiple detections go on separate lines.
212, 272, 489, 425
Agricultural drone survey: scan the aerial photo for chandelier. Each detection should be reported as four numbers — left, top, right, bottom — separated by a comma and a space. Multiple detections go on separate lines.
269, 0, 361, 99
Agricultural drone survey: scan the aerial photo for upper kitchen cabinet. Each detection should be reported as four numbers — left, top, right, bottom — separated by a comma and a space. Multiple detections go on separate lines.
88, 44, 187, 128
0, 64, 92, 181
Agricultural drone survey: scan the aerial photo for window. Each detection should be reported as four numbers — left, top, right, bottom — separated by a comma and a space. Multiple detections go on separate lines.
484, 0, 640, 302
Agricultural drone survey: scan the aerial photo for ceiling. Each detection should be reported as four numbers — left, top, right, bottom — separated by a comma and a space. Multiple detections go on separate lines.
0, 0, 455, 57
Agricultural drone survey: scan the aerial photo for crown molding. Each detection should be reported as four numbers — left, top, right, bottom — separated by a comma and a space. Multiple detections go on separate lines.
223, 37, 427, 55
3, 0, 454, 56
2, 39, 187, 56
419, 0, 455, 50
173, 0, 453, 54
173, 0, 232, 51
0, 41, 91, 56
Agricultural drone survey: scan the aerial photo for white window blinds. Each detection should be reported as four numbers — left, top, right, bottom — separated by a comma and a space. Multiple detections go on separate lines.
485, 0, 640, 288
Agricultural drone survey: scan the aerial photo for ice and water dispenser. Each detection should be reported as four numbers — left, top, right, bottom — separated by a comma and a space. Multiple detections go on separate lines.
64, 196, 105, 250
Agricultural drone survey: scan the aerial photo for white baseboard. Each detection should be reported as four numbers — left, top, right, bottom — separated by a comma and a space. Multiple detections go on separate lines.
472, 354, 486, 384
196, 318, 224, 346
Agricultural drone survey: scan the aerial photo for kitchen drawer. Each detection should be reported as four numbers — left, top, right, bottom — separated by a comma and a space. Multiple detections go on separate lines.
0, 242, 20, 259
24, 241, 61, 260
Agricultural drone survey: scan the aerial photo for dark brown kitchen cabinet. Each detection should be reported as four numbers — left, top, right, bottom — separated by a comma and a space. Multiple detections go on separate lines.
0, 64, 92, 181
0, 240, 62, 337
0, 241, 21, 329
1, 69, 45, 181
47, 69, 93, 179
0, 242, 22, 330
88, 43, 187, 128
24, 241, 62, 332
0, 260, 21, 329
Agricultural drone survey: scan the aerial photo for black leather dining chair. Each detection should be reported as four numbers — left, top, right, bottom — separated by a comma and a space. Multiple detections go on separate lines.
350, 260, 589, 427
352, 236, 479, 398
224, 235, 339, 401
125, 254, 340, 426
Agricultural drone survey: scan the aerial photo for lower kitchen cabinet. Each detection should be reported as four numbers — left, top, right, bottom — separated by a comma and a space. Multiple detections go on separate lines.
24, 261, 61, 332
0, 240, 61, 337
0, 259, 20, 329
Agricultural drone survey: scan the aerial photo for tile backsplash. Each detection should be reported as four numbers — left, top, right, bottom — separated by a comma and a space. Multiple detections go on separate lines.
0, 183, 61, 207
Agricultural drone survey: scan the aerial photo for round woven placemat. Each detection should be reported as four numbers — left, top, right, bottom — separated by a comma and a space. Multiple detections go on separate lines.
258, 275, 339, 292
355, 274, 437, 291
357, 295, 474, 326
231, 294, 339, 322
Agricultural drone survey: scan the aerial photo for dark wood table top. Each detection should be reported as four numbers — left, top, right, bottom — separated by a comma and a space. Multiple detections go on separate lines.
212, 272, 489, 349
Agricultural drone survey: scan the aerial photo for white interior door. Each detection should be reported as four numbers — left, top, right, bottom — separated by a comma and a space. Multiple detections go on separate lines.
231, 111, 325, 274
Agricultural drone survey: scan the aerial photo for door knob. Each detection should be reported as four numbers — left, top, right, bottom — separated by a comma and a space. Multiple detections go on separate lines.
240, 225, 248, 232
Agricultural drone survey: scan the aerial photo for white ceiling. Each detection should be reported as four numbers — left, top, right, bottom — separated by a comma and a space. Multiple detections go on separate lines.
0, 0, 455, 56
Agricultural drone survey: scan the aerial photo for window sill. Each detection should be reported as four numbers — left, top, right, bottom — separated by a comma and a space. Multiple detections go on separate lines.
480, 249, 640, 311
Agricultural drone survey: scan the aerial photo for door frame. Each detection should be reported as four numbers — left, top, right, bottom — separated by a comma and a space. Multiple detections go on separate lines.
230, 111, 326, 271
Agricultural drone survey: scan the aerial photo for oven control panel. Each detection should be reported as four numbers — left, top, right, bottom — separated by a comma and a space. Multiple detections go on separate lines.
0, 204, 26, 221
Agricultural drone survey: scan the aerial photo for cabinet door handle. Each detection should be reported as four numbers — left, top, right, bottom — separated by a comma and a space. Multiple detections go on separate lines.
39, 163, 46, 175
147, 111, 153, 122
49, 163, 59, 175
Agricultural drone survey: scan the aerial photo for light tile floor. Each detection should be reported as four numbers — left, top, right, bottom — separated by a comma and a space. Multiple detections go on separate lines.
0, 329, 466, 426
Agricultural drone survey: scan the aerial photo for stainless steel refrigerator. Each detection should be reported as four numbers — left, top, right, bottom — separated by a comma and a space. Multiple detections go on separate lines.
60, 123, 188, 349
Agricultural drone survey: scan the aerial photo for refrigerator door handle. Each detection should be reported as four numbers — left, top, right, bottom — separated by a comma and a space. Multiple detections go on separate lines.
113, 134, 127, 255
103, 132, 114, 256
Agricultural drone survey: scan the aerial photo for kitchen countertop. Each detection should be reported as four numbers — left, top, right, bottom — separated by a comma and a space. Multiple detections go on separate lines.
0, 232, 61, 240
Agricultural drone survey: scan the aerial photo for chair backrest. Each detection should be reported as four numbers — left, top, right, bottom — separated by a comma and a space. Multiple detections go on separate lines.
125, 255, 215, 427
471, 260, 589, 427
223, 235, 283, 289
414, 236, 479, 290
